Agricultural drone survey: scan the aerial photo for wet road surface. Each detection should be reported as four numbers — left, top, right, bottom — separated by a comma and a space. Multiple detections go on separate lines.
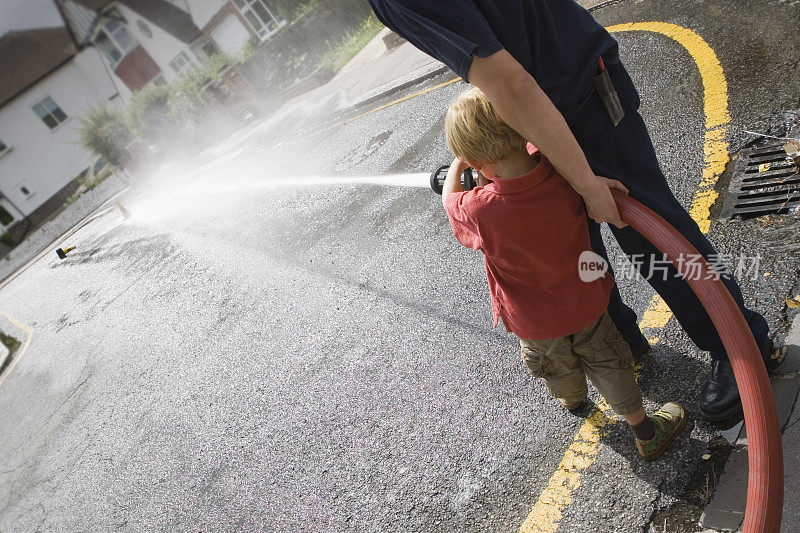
1, 0, 799, 530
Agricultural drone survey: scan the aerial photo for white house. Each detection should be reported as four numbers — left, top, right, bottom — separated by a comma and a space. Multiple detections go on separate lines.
0, 0, 286, 234
58, 0, 215, 102
57, 0, 286, 100
0, 27, 120, 231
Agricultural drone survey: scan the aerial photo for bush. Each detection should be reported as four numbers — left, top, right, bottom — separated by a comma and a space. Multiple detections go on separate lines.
127, 84, 172, 149
170, 59, 228, 139
78, 105, 132, 167
125, 55, 242, 153
240, 36, 259, 62
269, 0, 314, 21
320, 13, 383, 73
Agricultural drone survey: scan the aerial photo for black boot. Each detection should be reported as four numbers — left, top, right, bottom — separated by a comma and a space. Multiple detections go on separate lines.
699, 358, 742, 422
699, 338, 782, 422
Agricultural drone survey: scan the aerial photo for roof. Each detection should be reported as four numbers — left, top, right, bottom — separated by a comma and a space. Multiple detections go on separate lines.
0, 27, 77, 107
73, 0, 203, 43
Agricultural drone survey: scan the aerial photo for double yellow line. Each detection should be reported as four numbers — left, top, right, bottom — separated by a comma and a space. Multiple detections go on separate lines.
520, 22, 732, 532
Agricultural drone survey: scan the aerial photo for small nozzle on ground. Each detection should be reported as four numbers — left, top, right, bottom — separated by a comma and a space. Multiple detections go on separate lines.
55, 246, 76, 260
116, 202, 131, 219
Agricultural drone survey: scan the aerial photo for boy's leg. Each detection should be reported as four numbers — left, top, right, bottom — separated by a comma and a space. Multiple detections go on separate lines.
572, 312, 687, 460
569, 313, 644, 416
518, 336, 588, 410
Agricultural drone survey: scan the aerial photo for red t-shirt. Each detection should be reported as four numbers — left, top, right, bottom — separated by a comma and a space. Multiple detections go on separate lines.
444, 156, 613, 339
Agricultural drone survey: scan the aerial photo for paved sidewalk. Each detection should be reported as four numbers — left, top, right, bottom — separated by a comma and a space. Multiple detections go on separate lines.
280, 27, 448, 114
298, 0, 602, 113
233, 0, 603, 145
0, 174, 128, 284
699, 314, 800, 531
290, 0, 630, 113
323, 27, 449, 110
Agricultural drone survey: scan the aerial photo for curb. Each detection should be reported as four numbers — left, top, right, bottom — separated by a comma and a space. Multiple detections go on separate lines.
699, 316, 800, 531
346, 63, 451, 113
284, 62, 452, 142
0, 186, 127, 291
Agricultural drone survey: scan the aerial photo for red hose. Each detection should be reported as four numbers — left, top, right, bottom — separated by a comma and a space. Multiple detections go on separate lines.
611, 190, 783, 532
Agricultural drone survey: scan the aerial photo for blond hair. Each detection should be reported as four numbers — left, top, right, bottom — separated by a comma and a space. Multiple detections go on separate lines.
445, 87, 527, 164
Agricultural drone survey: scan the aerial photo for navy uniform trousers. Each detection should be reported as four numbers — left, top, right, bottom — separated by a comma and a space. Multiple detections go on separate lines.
566, 58, 769, 360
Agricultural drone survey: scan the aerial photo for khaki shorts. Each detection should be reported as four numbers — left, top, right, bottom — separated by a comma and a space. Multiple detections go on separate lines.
518, 312, 643, 415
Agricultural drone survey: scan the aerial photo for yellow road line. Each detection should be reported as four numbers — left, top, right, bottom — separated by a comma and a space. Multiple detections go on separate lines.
607, 22, 732, 234
520, 22, 731, 533
0, 312, 34, 388
311, 76, 462, 136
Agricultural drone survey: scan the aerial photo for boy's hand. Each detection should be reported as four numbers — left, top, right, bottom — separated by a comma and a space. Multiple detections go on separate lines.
451, 157, 469, 174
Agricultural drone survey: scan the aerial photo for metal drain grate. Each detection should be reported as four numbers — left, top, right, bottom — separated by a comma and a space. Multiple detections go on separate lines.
721, 142, 800, 218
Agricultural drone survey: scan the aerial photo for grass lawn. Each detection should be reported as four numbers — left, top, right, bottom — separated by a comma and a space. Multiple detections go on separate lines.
321, 14, 384, 73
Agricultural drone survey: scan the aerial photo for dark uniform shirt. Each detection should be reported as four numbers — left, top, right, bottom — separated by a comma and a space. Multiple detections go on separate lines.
368, 0, 618, 117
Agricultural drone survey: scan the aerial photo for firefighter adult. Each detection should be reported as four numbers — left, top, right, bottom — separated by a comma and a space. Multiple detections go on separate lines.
368, 0, 773, 420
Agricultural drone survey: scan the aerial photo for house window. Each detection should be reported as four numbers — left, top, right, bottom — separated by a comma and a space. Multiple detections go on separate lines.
33, 97, 68, 129
95, 19, 137, 66
95, 31, 122, 63
0, 205, 14, 227
169, 51, 195, 76
233, 0, 283, 39
152, 75, 167, 87
20, 186, 31, 196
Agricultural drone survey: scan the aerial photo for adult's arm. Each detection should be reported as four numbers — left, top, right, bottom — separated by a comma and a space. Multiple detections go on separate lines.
467, 49, 628, 228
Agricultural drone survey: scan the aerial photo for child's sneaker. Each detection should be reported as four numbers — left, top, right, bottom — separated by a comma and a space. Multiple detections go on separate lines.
636, 402, 687, 461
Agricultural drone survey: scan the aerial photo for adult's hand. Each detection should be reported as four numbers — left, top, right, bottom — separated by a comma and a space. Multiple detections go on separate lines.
579, 176, 629, 228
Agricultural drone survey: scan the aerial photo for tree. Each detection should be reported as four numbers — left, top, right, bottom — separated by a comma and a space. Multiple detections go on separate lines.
78, 105, 133, 167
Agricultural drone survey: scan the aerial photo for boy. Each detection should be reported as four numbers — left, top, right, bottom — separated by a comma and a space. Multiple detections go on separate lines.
442, 87, 686, 460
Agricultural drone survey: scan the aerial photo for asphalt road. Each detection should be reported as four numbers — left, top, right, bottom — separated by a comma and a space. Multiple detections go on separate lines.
1, 0, 799, 531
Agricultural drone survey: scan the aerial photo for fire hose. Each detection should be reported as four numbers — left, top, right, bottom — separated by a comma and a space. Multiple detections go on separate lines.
610, 190, 783, 532
430, 167, 784, 531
